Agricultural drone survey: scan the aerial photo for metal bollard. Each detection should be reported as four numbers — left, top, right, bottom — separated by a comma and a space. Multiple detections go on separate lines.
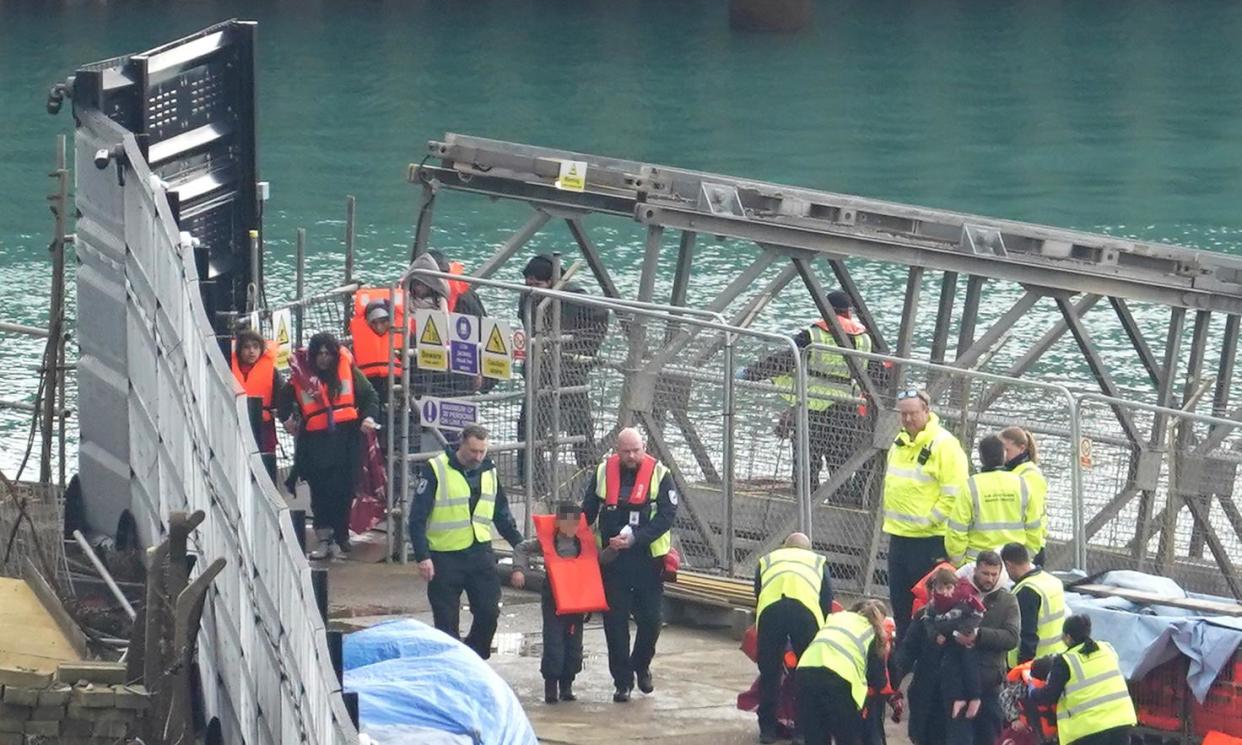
327, 629, 344, 683
343, 691, 359, 729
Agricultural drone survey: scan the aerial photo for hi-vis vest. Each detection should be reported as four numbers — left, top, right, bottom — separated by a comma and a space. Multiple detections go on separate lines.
349, 288, 405, 378
945, 469, 1032, 562
1056, 642, 1136, 745
756, 548, 826, 626
1012, 460, 1048, 552
533, 513, 609, 616
1008, 569, 1068, 666
425, 452, 497, 552
292, 349, 359, 432
882, 413, 968, 538
594, 454, 672, 558
797, 611, 875, 710
231, 341, 276, 422
776, 316, 871, 411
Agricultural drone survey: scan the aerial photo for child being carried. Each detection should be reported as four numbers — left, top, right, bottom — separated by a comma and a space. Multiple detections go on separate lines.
926, 566, 987, 719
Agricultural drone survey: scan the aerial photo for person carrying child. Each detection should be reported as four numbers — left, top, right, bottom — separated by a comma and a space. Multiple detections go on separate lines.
511, 502, 609, 704
925, 566, 988, 721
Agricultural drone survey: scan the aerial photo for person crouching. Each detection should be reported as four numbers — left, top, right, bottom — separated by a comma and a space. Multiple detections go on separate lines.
511, 502, 609, 704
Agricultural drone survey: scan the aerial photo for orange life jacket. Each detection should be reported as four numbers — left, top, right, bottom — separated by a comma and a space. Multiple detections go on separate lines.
813, 315, 867, 337
446, 260, 469, 313
533, 513, 609, 615
231, 341, 277, 422
1007, 661, 1057, 740
605, 453, 658, 506
293, 348, 359, 431
350, 288, 406, 379
910, 561, 959, 618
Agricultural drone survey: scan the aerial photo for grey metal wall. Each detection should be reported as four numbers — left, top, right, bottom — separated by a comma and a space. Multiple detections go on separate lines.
74, 110, 355, 744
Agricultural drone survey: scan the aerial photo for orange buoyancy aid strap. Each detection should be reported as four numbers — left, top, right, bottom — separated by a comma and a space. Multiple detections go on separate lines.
447, 261, 468, 313
231, 343, 277, 422
533, 513, 609, 615
296, 350, 359, 430
814, 315, 866, 337
604, 453, 658, 506
349, 315, 403, 376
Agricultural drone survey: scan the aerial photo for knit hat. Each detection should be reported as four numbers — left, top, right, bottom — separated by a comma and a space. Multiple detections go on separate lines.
365, 300, 390, 322
827, 290, 852, 312
522, 254, 555, 282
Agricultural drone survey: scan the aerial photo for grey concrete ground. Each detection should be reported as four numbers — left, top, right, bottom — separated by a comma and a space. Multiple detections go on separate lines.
326, 551, 911, 745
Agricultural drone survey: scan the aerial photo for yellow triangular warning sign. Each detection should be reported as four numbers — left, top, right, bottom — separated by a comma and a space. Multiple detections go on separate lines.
420, 316, 443, 346
485, 325, 508, 355
275, 320, 289, 346
568, 164, 578, 177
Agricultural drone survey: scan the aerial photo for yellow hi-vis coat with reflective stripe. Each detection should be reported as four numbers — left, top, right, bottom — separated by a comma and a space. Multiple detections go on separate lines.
1056, 641, 1136, 745
756, 547, 827, 627
1008, 569, 1068, 666
945, 469, 1038, 562
797, 611, 875, 710
1011, 461, 1048, 553
882, 413, 969, 538
775, 323, 872, 411
425, 453, 498, 552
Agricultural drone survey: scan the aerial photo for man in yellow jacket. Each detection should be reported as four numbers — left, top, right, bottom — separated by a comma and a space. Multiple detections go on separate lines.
884, 389, 969, 641
945, 434, 1043, 565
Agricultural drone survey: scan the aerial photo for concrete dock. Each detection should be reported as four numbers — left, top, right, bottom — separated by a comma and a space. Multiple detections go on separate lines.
326, 554, 910, 744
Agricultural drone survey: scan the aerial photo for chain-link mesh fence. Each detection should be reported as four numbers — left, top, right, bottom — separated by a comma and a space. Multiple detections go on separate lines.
1075, 394, 1242, 599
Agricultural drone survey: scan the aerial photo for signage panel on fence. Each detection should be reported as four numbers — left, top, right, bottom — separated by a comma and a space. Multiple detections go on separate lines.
418, 396, 479, 431
481, 318, 514, 380
1079, 437, 1093, 469
271, 308, 292, 370
414, 309, 448, 371
449, 312, 480, 376
511, 327, 527, 362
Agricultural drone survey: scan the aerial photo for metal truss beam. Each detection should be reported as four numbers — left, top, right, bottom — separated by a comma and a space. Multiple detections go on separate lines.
1055, 296, 1144, 446
1109, 298, 1164, 390
475, 211, 550, 279
566, 218, 622, 298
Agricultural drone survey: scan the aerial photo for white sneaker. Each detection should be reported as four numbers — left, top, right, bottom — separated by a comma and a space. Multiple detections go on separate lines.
328, 541, 347, 560
308, 542, 331, 560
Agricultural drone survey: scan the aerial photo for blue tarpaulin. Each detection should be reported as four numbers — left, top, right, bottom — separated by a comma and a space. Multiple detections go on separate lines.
344, 619, 537, 745
1066, 570, 1242, 702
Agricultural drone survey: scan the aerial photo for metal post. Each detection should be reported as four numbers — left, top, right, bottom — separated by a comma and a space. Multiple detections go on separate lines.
295, 228, 306, 347
311, 567, 329, 623
523, 297, 539, 535
1066, 390, 1086, 571
411, 181, 435, 259
723, 332, 736, 572
248, 229, 261, 312
41, 136, 69, 487
398, 281, 414, 563
344, 196, 356, 285
385, 278, 400, 562
549, 252, 563, 509
794, 345, 812, 537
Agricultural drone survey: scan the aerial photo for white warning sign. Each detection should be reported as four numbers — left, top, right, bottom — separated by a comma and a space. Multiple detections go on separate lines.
414, 309, 448, 371
272, 308, 292, 371
480, 318, 513, 380
556, 160, 587, 192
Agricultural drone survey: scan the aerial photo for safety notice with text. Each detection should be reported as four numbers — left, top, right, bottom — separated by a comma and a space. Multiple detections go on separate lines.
419, 396, 479, 431
414, 309, 448, 371
480, 318, 513, 380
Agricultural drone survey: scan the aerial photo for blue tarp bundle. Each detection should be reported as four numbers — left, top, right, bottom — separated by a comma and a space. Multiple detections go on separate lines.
1066, 570, 1242, 702
344, 619, 537, 745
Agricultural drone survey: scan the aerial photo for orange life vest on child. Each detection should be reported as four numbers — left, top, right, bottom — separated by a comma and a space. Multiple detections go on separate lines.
292, 348, 359, 431
231, 341, 277, 422
1007, 661, 1057, 740
350, 288, 405, 379
910, 561, 959, 618
533, 513, 609, 616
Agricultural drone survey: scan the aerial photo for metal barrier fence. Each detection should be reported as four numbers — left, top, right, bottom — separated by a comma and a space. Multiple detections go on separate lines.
1074, 394, 1242, 599
391, 269, 809, 573
77, 117, 354, 744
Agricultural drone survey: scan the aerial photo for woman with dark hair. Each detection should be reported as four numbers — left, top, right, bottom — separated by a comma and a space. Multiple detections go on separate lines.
1029, 615, 1136, 745
277, 332, 379, 559
231, 327, 282, 479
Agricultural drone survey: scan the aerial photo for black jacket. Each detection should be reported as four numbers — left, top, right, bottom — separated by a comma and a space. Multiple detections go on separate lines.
407, 448, 524, 561
894, 610, 948, 745
581, 464, 676, 569
518, 284, 609, 387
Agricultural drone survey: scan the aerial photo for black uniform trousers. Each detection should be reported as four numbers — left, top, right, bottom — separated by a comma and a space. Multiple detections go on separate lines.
887, 535, 946, 644
757, 599, 819, 733
1073, 726, 1131, 745
540, 587, 584, 682
796, 667, 865, 745
427, 546, 502, 659
303, 460, 353, 547
601, 553, 663, 689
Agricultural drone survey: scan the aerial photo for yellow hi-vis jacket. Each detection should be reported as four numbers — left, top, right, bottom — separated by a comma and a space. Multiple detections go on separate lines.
1008, 569, 1068, 666
775, 319, 872, 411
755, 547, 827, 627
1056, 641, 1137, 745
425, 452, 498, 552
797, 611, 875, 710
945, 469, 1039, 562
1011, 461, 1048, 553
882, 413, 969, 538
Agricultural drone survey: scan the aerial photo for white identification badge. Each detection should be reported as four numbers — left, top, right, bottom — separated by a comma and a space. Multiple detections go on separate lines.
669, 489, 678, 506
628, 511, 641, 526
